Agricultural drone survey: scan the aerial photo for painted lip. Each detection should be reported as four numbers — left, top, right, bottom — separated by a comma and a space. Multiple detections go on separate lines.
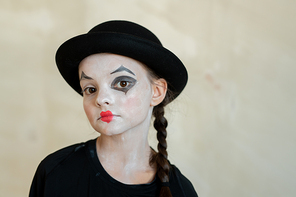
99, 110, 115, 123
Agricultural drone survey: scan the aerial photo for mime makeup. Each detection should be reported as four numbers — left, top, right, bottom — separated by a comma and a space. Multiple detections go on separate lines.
79, 53, 154, 137
110, 65, 137, 94
100, 110, 114, 123
111, 76, 137, 94
80, 71, 93, 81
110, 65, 135, 76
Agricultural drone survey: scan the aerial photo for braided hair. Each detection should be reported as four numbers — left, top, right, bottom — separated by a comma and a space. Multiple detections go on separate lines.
151, 98, 172, 197
146, 67, 174, 197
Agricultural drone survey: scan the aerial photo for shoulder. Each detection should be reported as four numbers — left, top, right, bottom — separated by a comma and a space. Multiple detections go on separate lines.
29, 140, 94, 197
169, 165, 198, 197
36, 141, 89, 176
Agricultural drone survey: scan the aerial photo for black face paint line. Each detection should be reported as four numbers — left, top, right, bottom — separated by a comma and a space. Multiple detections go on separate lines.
110, 65, 136, 76
111, 76, 137, 94
80, 71, 93, 81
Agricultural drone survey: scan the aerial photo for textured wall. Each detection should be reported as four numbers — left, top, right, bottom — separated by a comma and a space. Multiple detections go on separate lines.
1, 0, 296, 196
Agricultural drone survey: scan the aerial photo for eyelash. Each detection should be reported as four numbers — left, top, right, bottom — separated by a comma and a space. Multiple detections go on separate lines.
111, 76, 137, 93
82, 87, 97, 95
81, 76, 137, 95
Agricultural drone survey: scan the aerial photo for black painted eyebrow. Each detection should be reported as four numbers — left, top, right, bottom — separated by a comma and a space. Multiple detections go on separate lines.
80, 71, 93, 81
110, 65, 135, 76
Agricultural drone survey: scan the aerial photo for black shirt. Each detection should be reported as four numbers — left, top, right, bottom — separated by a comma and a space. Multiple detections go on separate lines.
29, 139, 198, 197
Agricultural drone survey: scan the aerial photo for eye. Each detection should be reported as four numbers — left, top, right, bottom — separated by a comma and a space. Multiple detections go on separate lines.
111, 76, 137, 94
83, 87, 97, 95
116, 81, 128, 88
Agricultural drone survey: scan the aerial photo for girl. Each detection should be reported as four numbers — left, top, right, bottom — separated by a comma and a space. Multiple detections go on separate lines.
29, 20, 198, 197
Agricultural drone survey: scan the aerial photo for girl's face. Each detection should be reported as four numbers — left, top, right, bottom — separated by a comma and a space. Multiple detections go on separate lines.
78, 53, 156, 136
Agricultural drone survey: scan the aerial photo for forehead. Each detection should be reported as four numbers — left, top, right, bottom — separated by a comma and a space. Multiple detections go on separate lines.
78, 53, 149, 76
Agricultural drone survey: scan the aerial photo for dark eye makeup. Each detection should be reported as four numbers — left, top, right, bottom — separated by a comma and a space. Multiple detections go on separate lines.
111, 76, 137, 94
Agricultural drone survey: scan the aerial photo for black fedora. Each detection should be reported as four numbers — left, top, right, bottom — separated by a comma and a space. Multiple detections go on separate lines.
55, 20, 188, 100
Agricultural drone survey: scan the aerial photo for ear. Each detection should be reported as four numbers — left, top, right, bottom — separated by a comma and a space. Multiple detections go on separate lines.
150, 78, 167, 106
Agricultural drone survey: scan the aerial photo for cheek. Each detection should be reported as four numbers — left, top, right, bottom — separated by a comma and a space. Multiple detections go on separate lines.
123, 85, 152, 113
83, 100, 94, 120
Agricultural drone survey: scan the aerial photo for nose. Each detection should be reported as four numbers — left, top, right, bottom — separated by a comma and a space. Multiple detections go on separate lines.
95, 88, 113, 107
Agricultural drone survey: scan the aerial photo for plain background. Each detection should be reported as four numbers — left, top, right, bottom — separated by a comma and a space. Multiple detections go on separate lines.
0, 0, 295, 196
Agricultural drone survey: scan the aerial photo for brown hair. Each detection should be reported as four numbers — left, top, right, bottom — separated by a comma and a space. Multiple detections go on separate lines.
146, 67, 174, 197
151, 95, 173, 197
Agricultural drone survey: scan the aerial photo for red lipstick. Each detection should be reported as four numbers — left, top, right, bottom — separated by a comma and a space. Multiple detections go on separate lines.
100, 110, 114, 123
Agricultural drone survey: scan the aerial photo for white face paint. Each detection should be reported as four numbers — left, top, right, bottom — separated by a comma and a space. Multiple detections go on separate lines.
79, 53, 154, 136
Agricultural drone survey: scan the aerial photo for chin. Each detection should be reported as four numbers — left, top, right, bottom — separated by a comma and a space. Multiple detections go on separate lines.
92, 124, 125, 136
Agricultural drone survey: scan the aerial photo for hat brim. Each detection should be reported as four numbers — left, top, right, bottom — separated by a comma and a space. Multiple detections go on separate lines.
55, 32, 188, 100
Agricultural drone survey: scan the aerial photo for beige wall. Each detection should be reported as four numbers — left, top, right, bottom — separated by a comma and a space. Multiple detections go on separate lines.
1, 0, 296, 196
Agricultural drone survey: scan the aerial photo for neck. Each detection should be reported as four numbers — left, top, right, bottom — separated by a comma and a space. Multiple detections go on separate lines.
96, 128, 151, 164
95, 111, 156, 184
97, 106, 153, 163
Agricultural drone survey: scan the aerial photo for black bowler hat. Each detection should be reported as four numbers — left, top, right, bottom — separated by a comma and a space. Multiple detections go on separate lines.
55, 20, 188, 100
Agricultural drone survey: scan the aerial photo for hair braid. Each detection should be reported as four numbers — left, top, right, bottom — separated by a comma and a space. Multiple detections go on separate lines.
145, 66, 174, 197
151, 102, 173, 197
